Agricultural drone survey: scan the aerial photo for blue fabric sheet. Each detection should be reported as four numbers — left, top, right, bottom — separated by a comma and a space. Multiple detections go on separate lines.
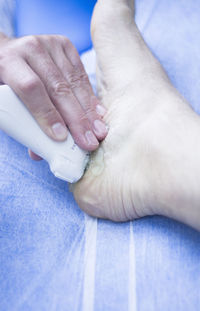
1, 0, 200, 310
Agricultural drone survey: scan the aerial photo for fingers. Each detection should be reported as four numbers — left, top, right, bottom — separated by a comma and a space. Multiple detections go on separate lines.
60, 37, 108, 140
0, 35, 108, 154
44, 35, 108, 141
25, 46, 98, 150
0, 58, 68, 141
24, 37, 107, 150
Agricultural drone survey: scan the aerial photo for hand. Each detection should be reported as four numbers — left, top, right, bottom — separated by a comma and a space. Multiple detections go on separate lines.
0, 33, 108, 160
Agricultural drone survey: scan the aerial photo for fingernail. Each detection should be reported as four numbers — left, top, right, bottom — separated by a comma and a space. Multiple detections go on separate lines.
96, 104, 107, 116
94, 119, 108, 136
85, 130, 99, 146
52, 123, 68, 140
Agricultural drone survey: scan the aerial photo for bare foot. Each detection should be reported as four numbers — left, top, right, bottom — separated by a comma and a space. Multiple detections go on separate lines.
73, 0, 200, 230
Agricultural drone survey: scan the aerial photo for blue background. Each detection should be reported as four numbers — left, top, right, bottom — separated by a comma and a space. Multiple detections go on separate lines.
15, 0, 97, 53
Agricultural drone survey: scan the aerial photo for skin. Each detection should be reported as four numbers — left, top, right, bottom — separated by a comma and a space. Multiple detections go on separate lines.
73, 0, 200, 231
0, 32, 108, 159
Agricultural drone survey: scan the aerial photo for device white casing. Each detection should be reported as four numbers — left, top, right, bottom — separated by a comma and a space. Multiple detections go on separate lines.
0, 85, 89, 183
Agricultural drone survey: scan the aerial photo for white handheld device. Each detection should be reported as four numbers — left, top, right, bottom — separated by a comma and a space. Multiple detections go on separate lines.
0, 85, 89, 183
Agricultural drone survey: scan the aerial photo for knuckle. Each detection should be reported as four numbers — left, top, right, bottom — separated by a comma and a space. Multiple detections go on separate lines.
67, 71, 88, 89
46, 35, 59, 45
19, 77, 41, 94
23, 36, 42, 52
51, 81, 71, 97
61, 36, 71, 47
58, 35, 68, 43
67, 73, 81, 88
46, 35, 68, 47
80, 71, 89, 84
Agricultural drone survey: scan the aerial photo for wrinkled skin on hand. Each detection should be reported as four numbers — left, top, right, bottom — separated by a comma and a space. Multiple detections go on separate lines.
0, 32, 108, 159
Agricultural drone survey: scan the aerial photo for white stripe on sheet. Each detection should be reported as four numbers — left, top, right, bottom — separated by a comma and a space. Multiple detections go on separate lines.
129, 221, 137, 311
82, 214, 97, 311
